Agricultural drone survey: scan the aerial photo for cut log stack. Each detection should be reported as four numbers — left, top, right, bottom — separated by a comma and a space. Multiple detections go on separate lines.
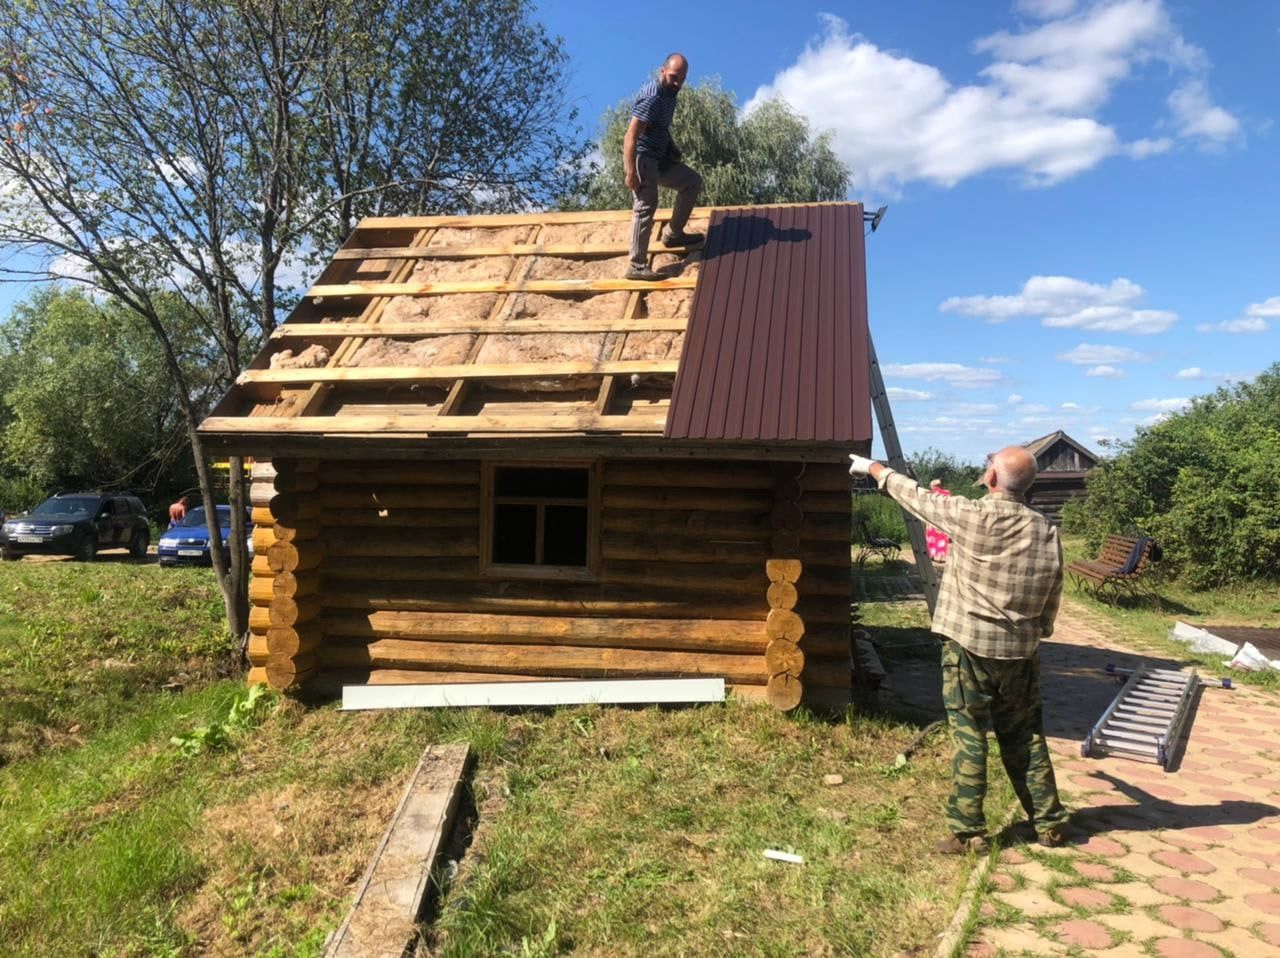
246, 458, 322, 690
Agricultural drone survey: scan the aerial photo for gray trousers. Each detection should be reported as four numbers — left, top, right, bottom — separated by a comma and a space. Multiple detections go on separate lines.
629, 153, 702, 269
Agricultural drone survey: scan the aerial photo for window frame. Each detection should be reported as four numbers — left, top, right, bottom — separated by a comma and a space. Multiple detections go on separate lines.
480, 460, 600, 581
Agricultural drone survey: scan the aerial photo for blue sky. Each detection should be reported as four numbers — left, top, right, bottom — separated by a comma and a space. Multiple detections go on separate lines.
536, 0, 1278, 462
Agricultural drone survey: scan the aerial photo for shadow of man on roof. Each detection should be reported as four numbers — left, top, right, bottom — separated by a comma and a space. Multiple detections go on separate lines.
701, 214, 811, 262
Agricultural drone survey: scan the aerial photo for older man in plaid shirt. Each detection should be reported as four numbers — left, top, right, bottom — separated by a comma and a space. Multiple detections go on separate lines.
849, 446, 1070, 854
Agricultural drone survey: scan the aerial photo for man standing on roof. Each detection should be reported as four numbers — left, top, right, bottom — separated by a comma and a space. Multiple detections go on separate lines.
623, 53, 703, 282
848, 446, 1071, 855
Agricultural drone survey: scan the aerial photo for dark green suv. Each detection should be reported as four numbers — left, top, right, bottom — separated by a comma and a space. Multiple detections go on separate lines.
0, 493, 150, 561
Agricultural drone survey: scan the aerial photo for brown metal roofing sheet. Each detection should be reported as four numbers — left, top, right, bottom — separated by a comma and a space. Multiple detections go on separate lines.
666, 203, 872, 443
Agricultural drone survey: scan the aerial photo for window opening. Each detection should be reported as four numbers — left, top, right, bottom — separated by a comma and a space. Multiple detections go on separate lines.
489, 465, 591, 571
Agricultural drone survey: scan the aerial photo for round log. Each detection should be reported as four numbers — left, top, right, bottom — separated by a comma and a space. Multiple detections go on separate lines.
603, 487, 772, 514
605, 461, 775, 490
767, 581, 797, 610
247, 633, 269, 665
772, 478, 803, 502
322, 610, 767, 654
251, 554, 273, 578
765, 559, 802, 584
770, 461, 805, 480
267, 624, 321, 657
251, 526, 276, 556
273, 472, 320, 494
250, 461, 277, 481
323, 527, 478, 559
770, 532, 801, 556
770, 501, 804, 532
766, 674, 803, 711
603, 508, 851, 543
265, 653, 317, 689
251, 506, 275, 527
267, 539, 323, 574
273, 520, 321, 543
273, 569, 322, 599
765, 639, 804, 678
270, 493, 322, 524
320, 509, 477, 530
601, 533, 771, 565
247, 666, 268, 686
319, 638, 770, 684
248, 605, 272, 633
320, 463, 480, 486
248, 576, 275, 605
249, 479, 277, 507
319, 485, 478, 510
765, 609, 805, 642
269, 593, 323, 627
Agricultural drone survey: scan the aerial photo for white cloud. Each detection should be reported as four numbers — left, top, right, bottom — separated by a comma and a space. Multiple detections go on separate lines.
1057, 343, 1151, 365
1085, 364, 1125, 378
1016, 0, 1078, 18
1195, 318, 1268, 334
980, 355, 1013, 364
1168, 80, 1241, 145
1174, 366, 1202, 379
881, 362, 1002, 388
745, 3, 1239, 192
1007, 394, 1024, 404
1126, 137, 1173, 158
1061, 401, 1082, 409
1246, 296, 1280, 318
1131, 397, 1190, 413
950, 402, 1001, 415
941, 275, 1176, 334
1020, 403, 1052, 414
886, 386, 935, 401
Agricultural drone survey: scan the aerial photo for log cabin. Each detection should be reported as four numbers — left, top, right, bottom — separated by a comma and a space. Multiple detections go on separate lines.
1023, 430, 1099, 525
200, 203, 874, 710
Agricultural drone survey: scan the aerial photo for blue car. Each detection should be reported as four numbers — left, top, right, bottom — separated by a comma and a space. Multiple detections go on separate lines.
157, 506, 252, 567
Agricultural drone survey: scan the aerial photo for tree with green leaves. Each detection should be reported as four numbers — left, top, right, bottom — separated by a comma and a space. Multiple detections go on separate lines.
0, 0, 586, 639
0, 289, 209, 505
573, 80, 849, 210
1063, 364, 1280, 588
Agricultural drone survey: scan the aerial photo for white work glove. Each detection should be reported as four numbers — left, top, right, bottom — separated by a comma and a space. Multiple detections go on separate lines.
848, 454, 877, 477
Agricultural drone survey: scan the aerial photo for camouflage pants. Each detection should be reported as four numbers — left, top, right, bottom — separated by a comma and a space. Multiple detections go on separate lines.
941, 639, 1068, 840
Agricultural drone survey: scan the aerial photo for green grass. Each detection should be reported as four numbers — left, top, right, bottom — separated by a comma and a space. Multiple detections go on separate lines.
0, 558, 981, 956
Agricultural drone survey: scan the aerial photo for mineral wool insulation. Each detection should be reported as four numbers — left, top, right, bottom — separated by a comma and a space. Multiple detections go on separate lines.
348, 220, 707, 393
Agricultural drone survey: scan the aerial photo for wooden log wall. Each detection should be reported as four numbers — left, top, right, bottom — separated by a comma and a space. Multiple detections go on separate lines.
254, 457, 851, 707
246, 458, 322, 690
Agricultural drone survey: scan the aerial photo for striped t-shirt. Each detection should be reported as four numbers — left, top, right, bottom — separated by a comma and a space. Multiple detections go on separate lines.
631, 79, 678, 159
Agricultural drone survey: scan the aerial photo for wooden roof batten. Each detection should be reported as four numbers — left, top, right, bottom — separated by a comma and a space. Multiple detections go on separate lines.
198, 202, 874, 452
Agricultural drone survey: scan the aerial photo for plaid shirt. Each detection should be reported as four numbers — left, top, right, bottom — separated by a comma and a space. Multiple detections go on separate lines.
878, 470, 1063, 659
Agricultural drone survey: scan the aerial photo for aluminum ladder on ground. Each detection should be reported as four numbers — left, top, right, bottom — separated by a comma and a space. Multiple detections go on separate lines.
1081, 664, 1199, 769
867, 336, 940, 615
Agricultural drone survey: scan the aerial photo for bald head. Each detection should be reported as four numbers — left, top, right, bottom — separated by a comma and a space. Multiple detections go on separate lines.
987, 446, 1037, 497
658, 53, 689, 92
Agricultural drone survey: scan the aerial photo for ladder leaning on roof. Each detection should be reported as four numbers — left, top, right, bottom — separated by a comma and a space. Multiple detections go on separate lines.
866, 336, 941, 615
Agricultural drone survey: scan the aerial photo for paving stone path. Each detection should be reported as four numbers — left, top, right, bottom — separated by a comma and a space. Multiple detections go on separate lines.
961, 602, 1280, 957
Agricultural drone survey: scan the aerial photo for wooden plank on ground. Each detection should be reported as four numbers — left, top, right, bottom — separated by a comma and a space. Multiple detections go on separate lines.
342, 677, 726, 710
325, 742, 471, 958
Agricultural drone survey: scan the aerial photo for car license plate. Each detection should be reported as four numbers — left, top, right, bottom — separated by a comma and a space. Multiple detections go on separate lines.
177, 549, 204, 557
14, 535, 43, 543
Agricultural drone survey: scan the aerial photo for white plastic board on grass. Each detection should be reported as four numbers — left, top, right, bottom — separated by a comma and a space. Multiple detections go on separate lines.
342, 677, 727, 710
1168, 621, 1239, 657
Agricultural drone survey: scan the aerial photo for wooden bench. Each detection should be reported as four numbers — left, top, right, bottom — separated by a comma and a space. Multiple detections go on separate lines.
853, 516, 900, 567
1066, 533, 1158, 604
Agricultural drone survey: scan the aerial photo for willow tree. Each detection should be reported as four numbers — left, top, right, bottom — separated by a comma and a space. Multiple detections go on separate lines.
0, 0, 586, 641
574, 80, 850, 210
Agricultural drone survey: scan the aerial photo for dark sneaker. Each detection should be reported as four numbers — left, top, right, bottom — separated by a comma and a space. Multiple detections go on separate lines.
1038, 825, 1070, 848
661, 229, 704, 248
935, 834, 990, 855
624, 266, 664, 282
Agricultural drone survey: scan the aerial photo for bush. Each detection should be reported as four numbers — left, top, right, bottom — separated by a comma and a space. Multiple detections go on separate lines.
1070, 364, 1280, 588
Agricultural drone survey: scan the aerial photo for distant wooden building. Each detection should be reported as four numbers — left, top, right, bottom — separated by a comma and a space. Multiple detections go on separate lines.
1023, 430, 1099, 524
200, 203, 874, 710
